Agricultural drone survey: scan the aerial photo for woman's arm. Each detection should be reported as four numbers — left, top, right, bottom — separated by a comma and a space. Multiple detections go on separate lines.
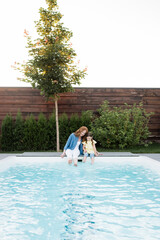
63, 133, 73, 150
61, 133, 73, 158
61, 150, 66, 158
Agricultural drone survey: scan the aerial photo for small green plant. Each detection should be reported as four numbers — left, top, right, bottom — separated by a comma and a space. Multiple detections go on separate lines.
91, 101, 153, 149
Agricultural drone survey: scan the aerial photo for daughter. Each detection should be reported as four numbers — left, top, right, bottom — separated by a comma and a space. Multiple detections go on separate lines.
82, 132, 99, 164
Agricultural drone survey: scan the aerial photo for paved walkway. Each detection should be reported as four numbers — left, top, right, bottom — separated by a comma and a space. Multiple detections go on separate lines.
0, 152, 160, 162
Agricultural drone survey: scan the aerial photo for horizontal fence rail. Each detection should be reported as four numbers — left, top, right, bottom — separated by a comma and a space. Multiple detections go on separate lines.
0, 87, 160, 141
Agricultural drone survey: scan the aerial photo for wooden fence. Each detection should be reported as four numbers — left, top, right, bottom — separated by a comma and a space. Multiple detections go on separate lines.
0, 87, 160, 140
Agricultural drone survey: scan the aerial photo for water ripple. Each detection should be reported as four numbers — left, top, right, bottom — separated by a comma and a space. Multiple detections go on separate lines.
0, 162, 160, 239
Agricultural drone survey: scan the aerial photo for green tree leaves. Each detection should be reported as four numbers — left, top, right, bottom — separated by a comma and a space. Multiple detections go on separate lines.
14, 0, 87, 100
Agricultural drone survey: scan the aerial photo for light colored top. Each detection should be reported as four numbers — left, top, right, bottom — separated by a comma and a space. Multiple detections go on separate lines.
74, 141, 80, 152
82, 140, 97, 153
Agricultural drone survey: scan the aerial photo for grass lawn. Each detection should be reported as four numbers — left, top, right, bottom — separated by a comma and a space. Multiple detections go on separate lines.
97, 143, 160, 153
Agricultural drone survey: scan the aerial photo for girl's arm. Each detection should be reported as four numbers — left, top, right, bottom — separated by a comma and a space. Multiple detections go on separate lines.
93, 143, 99, 156
83, 145, 87, 153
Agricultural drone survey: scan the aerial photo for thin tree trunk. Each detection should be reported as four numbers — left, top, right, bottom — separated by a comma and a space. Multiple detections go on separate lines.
55, 98, 60, 152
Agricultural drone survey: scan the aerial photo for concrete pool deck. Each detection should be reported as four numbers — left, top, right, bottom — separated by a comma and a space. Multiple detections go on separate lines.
0, 152, 160, 162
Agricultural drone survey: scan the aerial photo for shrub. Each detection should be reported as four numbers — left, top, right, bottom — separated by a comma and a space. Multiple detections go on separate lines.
1, 114, 14, 151
91, 101, 153, 149
80, 110, 93, 131
13, 111, 24, 151
69, 113, 82, 133
59, 113, 70, 150
23, 114, 38, 151
36, 113, 49, 150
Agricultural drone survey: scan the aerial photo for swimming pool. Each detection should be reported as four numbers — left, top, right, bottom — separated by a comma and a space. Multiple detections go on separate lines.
0, 156, 160, 240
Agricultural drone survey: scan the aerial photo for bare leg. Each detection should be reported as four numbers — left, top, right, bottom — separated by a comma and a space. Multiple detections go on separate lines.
74, 158, 78, 167
68, 159, 72, 165
91, 157, 94, 165
82, 156, 87, 163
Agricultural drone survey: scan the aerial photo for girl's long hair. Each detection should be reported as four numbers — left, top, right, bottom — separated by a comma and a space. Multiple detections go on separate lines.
74, 126, 88, 137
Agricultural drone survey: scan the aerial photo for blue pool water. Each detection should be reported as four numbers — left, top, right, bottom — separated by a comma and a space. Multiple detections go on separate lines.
0, 157, 160, 240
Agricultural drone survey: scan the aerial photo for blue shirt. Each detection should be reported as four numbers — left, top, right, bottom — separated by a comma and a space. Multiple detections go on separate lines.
64, 133, 83, 155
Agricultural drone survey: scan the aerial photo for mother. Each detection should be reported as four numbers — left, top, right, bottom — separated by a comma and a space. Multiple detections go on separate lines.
61, 126, 88, 166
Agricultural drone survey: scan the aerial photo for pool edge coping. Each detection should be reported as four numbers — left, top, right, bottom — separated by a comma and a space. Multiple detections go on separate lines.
0, 152, 160, 162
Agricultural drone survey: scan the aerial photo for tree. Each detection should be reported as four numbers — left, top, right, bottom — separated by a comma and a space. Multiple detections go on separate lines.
13, 0, 87, 151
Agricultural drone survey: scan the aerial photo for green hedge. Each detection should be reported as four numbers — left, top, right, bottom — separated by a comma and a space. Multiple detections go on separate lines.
1, 114, 14, 151
0, 110, 93, 151
13, 111, 24, 151
0, 102, 153, 151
